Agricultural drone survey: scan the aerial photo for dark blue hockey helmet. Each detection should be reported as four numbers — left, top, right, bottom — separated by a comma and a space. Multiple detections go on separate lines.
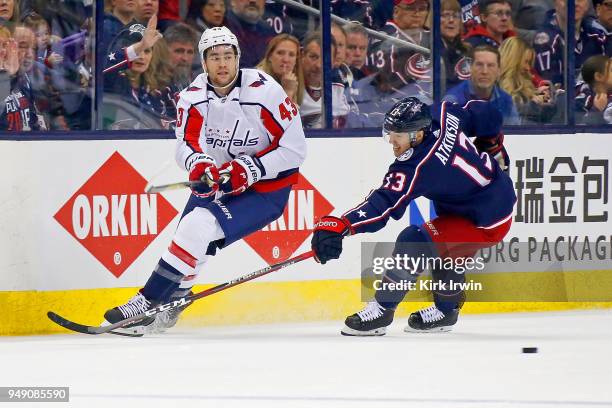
383, 97, 432, 134
108, 23, 146, 52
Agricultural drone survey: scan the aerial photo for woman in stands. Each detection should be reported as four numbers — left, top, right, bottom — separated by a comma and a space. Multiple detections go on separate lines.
186, 0, 226, 33
440, 0, 471, 91
103, 16, 179, 129
499, 36, 558, 124
256, 33, 304, 106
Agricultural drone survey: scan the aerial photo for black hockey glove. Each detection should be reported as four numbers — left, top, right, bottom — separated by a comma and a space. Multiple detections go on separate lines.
311, 216, 351, 264
474, 133, 509, 173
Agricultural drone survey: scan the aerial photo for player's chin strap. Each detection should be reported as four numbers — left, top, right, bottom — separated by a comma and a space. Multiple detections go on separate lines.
409, 128, 428, 148
206, 70, 240, 91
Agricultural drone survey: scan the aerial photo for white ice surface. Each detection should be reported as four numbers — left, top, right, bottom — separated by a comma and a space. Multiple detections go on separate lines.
1, 309, 611, 408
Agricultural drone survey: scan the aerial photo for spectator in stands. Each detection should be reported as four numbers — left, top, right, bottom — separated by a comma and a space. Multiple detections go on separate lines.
55, 20, 93, 130
164, 22, 198, 89
444, 44, 520, 124
134, 0, 158, 24
263, 1, 293, 36
186, 0, 226, 32
369, 0, 431, 90
53, 15, 95, 130
331, 22, 347, 69
332, 0, 374, 29
499, 37, 558, 123
510, 0, 554, 33
344, 22, 371, 80
256, 33, 304, 106
441, 0, 471, 90
103, 17, 178, 129
331, 22, 355, 90
533, 0, 608, 87
15, 25, 69, 130
226, 0, 275, 68
0, 25, 43, 131
346, 67, 432, 128
576, 55, 612, 123
103, 0, 136, 50
371, 0, 394, 30
594, 0, 612, 31
21, 0, 91, 39
23, 13, 63, 69
464, 0, 516, 48
0, 0, 19, 30
157, 0, 184, 31
0, 26, 18, 107
300, 31, 349, 128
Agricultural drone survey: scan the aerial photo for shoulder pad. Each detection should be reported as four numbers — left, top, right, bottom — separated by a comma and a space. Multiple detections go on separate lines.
239, 69, 284, 100
178, 74, 208, 103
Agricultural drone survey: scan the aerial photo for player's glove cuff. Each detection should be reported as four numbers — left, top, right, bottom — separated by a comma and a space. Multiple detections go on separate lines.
186, 153, 216, 171
233, 155, 265, 187
313, 215, 352, 236
474, 133, 504, 156
311, 216, 352, 264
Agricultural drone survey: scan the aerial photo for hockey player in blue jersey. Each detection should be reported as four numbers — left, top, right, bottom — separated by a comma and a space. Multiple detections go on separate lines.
311, 97, 516, 335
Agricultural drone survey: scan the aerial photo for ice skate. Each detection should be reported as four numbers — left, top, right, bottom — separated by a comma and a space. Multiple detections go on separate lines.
341, 301, 395, 336
147, 291, 193, 334
404, 305, 459, 333
102, 290, 157, 337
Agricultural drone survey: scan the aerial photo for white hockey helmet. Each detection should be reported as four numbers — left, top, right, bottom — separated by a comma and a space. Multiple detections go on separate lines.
198, 26, 241, 63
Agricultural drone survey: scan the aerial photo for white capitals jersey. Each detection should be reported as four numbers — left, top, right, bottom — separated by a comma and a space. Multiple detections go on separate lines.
175, 69, 307, 190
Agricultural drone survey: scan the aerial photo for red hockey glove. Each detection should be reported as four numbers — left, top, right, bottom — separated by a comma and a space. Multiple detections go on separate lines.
218, 155, 264, 196
311, 216, 352, 264
188, 154, 219, 197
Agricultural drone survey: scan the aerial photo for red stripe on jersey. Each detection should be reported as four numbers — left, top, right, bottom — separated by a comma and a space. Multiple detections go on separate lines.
168, 241, 197, 268
185, 106, 203, 152
256, 108, 284, 158
252, 172, 299, 192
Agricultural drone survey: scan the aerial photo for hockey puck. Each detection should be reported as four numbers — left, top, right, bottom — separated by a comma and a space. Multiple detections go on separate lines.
522, 347, 538, 353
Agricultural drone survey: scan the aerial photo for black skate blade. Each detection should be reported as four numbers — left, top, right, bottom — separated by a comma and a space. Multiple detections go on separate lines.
341, 325, 386, 336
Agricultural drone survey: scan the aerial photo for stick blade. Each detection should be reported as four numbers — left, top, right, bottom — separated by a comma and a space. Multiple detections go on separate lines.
47, 311, 104, 335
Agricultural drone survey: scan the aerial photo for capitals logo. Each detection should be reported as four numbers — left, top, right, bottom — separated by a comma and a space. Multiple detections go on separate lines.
250, 72, 268, 88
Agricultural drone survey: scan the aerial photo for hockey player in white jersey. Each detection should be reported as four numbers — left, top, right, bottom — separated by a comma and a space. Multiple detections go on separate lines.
103, 26, 307, 335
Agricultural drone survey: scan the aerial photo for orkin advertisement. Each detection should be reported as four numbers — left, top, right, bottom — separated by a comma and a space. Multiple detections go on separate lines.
0, 133, 610, 292
53, 151, 178, 277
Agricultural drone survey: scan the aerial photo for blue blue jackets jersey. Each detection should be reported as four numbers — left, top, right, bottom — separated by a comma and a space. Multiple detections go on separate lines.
533, 11, 609, 85
343, 101, 516, 234
443, 80, 520, 125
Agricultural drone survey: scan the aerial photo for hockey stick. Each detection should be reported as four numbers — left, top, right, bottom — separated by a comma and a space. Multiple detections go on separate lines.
47, 250, 315, 335
145, 172, 231, 193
